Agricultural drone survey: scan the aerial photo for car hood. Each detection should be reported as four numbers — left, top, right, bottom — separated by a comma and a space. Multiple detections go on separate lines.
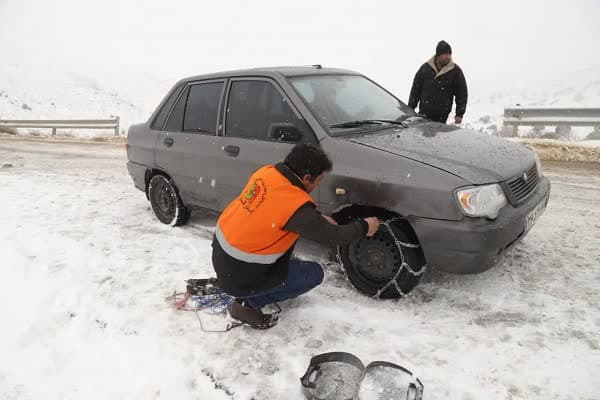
346, 122, 535, 184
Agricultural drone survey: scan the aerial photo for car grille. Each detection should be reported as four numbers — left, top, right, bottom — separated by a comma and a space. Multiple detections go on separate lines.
504, 164, 539, 205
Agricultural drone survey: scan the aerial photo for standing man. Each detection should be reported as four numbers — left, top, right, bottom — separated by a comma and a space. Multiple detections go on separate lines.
408, 40, 468, 124
212, 144, 379, 329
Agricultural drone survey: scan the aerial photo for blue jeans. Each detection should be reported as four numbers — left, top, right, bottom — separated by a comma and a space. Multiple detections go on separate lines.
242, 260, 324, 309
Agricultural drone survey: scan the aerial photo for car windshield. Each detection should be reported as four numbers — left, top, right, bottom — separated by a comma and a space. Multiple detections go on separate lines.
289, 74, 414, 135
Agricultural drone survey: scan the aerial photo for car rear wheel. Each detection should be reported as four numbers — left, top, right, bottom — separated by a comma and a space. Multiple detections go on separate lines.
148, 174, 190, 226
339, 220, 426, 298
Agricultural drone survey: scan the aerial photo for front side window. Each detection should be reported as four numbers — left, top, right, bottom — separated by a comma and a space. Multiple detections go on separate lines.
183, 82, 224, 134
225, 80, 300, 140
290, 75, 414, 135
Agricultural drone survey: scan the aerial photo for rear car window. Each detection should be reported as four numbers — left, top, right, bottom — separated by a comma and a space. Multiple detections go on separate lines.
164, 87, 189, 132
225, 80, 297, 140
151, 83, 183, 130
183, 82, 224, 134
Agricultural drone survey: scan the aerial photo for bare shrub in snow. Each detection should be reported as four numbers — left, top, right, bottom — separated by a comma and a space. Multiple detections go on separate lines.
498, 126, 517, 137
0, 125, 18, 135
585, 131, 600, 140
555, 125, 572, 140
541, 133, 561, 140
526, 126, 545, 138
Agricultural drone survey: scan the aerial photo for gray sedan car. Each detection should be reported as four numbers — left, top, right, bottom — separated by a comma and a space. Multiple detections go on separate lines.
126, 66, 550, 298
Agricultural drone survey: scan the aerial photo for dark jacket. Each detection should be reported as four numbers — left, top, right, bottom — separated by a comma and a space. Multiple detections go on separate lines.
408, 56, 468, 123
212, 163, 368, 297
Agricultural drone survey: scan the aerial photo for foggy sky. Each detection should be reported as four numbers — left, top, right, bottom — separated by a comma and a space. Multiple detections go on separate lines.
1, 0, 599, 100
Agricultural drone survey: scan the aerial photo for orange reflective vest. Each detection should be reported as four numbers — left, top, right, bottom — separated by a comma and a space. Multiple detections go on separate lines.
215, 165, 315, 264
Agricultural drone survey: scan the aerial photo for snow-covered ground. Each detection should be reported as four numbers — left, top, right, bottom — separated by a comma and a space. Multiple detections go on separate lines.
513, 138, 600, 148
508, 138, 600, 163
1, 138, 599, 400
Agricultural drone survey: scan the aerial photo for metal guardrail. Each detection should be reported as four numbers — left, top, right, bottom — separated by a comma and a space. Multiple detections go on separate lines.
503, 107, 600, 135
0, 117, 120, 136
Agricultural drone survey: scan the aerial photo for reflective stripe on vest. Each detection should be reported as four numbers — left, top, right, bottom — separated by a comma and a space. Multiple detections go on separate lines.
215, 165, 315, 264
215, 225, 286, 265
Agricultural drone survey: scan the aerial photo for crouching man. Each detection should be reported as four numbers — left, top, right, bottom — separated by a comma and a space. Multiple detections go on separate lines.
212, 144, 379, 329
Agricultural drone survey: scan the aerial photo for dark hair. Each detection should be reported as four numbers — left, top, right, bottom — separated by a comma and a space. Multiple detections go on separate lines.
284, 144, 332, 182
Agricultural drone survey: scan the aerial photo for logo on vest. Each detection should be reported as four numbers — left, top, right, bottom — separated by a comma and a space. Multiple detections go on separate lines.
239, 178, 266, 213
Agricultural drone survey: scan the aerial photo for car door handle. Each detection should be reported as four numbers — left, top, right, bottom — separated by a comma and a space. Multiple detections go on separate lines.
223, 145, 240, 157
163, 137, 174, 147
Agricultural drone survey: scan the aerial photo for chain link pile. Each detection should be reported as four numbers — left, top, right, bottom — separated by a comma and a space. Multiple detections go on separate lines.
165, 290, 241, 332
166, 285, 283, 332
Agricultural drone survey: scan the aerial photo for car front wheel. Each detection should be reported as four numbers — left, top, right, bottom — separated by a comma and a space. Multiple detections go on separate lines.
148, 174, 190, 226
339, 219, 426, 298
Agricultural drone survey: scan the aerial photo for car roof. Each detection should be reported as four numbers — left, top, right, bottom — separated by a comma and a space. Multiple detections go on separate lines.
179, 66, 361, 83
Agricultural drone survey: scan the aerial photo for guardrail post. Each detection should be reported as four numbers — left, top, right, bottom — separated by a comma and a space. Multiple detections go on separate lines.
114, 116, 120, 136
51, 127, 56, 136
513, 125, 518, 136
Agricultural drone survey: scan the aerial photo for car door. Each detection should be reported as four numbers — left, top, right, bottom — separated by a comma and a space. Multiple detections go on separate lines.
128, 82, 184, 171
215, 78, 318, 210
156, 80, 225, 210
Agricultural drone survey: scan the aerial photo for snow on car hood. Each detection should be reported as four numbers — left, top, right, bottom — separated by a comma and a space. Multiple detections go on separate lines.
347, 122, 535, 184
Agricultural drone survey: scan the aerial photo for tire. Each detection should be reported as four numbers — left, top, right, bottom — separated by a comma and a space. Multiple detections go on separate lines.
339, 220, 426, 298
148, 174, 191, 226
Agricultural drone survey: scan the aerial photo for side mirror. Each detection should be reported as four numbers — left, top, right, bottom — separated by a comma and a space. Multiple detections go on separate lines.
268, 123, 303, 143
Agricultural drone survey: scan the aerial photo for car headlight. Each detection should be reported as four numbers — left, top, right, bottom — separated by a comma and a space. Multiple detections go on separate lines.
534, 153, 543, 176
456, 184, 508, 219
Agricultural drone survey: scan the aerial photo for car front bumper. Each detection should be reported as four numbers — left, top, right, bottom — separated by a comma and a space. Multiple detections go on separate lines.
409, 175, 551, 274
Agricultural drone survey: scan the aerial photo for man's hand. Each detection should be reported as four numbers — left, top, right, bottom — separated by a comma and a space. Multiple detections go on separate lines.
322, 214, 338, 225
323, 214, 379, 236
454, 116, 463, 124
364, 217, 380, 237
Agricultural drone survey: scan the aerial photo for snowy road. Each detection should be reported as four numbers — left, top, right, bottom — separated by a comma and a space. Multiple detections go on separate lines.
1, 137, 599, 400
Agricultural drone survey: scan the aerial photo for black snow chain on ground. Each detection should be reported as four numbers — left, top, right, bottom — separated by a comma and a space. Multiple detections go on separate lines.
194, 301, 282, 333
372, 218, 427, 299
194, 302, 243, 333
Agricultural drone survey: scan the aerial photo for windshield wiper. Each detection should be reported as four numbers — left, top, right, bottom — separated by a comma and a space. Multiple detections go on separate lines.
372, 119, 408, 126
397, 114, 427, 123
329, 119, 407, 129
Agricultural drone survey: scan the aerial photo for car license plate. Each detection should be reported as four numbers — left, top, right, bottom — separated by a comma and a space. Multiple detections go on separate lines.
525, 201, 546, 233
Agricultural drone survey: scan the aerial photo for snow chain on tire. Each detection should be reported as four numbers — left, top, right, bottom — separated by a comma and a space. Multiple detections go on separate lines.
373, 218, 427, 298
338, 218, 427, 299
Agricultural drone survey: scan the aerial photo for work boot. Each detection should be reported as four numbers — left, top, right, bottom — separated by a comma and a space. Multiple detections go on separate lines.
229, 299, 279, 329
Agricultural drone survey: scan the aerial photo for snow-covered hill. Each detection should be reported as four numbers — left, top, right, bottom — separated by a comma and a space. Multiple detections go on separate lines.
0, 64, 172, 137
465, 66, 600, 139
